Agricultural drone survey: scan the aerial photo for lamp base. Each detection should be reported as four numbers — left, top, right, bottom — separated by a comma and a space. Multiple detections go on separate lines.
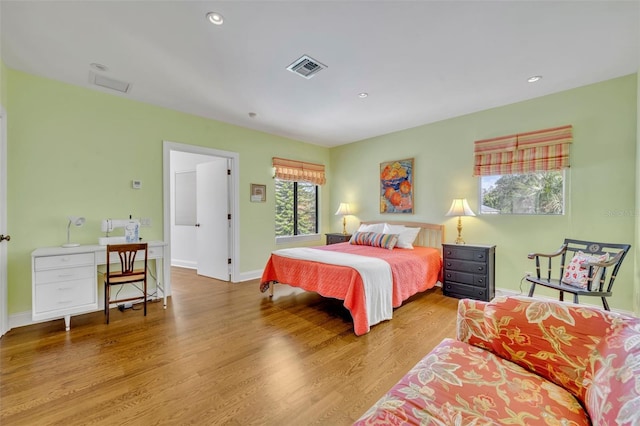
61, 243, 80, 248
455, 216, 466, 244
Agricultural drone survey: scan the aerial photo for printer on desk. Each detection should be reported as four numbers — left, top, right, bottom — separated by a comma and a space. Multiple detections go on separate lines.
99, 219, 140, 245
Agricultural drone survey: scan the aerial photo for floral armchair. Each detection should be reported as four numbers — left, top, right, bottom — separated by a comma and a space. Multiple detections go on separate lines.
354, 296, 640, 425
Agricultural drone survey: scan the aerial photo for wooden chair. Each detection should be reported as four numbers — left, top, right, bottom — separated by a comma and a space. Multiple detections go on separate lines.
105, 243, 148, 324
526, 239, 631, 310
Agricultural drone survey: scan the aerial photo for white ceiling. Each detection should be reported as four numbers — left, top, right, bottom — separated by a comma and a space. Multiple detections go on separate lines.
1, 1, 638, 147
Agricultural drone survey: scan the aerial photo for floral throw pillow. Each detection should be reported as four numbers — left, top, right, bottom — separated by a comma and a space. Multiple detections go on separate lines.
561, 251, 609, 289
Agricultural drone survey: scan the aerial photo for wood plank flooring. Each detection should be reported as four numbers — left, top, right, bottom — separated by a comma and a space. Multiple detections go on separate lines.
1, 267, 459, 425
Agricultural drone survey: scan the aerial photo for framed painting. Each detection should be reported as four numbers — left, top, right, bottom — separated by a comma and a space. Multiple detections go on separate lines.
380, 158, 414, 213
250, 183, 266, 202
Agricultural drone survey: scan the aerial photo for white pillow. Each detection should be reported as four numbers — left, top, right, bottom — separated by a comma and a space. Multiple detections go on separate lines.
357, 223, 387, 234
385, 224, 421, 249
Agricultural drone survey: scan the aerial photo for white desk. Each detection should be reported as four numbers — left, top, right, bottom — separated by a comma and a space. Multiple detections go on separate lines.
31, 240, 168, 330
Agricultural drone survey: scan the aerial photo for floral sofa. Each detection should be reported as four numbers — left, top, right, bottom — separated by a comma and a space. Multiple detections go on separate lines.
354, 296, 640, 425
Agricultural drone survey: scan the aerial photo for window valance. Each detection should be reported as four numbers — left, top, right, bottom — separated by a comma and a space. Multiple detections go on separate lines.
473, 125, 573, 176
273, 157, 326, 185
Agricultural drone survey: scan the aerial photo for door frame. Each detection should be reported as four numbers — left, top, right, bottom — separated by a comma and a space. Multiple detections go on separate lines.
1, 106, 8, 337
163, 141, 239, 283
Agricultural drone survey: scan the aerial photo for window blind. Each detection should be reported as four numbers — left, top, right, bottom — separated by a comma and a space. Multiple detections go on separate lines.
473, 125, 573, 176
273, 157, 326, 185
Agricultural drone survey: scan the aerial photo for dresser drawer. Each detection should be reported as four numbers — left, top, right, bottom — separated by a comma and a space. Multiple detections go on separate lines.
35, 265, 95, 285
443, 247, 487, 262
326, 233, 352, 245
34, 253, 94, 271
34, 278, 96, 313
443, 270, 487, 287
444, 259, 487, 274
443, 281, 491, 301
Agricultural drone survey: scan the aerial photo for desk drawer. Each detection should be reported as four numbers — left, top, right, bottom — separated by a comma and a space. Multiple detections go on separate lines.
34, 278, 95, 313
148, 246, 163, 259
34, 253, 94, 271
107, 248, 159, 264
35, 265, 95, 285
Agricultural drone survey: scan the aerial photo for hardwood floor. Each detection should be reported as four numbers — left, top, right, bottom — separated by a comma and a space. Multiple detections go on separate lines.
1, 267, 459, 425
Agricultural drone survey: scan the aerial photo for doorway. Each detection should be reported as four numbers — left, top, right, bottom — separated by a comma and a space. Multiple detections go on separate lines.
163, 141, 239, 286
0, 107, 7, 337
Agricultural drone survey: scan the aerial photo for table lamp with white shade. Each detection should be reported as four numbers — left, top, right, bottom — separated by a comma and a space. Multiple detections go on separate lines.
335, 202, 352, 235
445, 199, 475, 244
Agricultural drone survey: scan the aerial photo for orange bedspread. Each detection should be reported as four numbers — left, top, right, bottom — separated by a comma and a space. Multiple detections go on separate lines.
260, 243, 442, 335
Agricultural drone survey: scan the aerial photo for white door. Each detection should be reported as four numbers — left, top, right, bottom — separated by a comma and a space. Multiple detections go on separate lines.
196, 160, 230, 280
0, 108, 8, 337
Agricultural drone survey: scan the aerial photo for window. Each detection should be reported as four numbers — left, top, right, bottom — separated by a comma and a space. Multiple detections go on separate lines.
272, 157, 324, 241
480, 171, 565, 215
275, 179, 318, 236
474, 125, 572, 215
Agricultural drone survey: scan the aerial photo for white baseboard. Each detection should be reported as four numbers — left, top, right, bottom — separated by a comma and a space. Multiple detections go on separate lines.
237, 269, 262, 282
9, 311, 36, 330
171, 259, 197, 269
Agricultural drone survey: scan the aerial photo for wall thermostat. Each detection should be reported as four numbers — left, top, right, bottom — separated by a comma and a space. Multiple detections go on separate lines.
132, 180, 142, 189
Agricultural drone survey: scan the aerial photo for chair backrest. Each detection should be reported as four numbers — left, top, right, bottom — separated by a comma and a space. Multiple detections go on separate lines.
106, 243, 148, 277
559, 239, 631, 292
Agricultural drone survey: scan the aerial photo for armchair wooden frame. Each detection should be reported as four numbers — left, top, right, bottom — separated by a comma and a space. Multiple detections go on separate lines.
105, 243, 148, 324
526, 239, 631, 310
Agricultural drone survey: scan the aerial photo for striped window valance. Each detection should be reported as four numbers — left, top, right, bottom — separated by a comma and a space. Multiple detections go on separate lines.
473, 125, 573, 176
273, 157, 326, 185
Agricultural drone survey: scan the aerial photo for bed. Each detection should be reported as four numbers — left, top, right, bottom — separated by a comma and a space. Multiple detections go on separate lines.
259, 221, 444, 335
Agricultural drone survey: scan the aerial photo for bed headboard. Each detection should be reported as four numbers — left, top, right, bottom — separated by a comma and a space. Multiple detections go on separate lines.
360, 221, 444, 249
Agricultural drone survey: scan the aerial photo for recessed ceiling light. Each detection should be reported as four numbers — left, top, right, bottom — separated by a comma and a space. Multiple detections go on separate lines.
90, 63, 108, 72
206, 12, 224, 25
527, 75, 542, 83
358, 92, 368, 98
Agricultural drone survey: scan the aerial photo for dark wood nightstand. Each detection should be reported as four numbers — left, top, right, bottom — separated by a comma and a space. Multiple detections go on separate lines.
442, 243, 496, 301
326, 233, 352, 245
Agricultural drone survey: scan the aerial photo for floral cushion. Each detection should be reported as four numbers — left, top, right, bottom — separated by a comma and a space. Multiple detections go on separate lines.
561, 251, 609, 289
357, 296, 640, 426
461, 296, 640, 425
353, 338, 590, 425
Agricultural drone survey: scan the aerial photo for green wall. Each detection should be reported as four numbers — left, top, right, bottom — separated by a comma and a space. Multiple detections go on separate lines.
4, 67, 638, 316
5, 69, 330, 314
331, 74, 637, 312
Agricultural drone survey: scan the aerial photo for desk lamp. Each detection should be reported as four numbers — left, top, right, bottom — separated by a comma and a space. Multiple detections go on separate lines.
335, 203, 352, 235
445, 199, 475, 244
62, 216, 85, 248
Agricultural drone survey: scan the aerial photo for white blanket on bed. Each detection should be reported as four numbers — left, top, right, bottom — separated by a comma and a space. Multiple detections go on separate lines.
273, 247, 393, 326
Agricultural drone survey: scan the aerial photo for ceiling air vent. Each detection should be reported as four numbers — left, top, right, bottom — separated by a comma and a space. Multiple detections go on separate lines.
89, 71, 131, 93
286, 55, 327, 79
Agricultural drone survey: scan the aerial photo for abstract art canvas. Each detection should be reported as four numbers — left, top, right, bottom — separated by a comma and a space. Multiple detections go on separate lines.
380, 158, 413, 213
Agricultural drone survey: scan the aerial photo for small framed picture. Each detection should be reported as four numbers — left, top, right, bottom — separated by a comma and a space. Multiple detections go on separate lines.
250, 183, 266, 202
